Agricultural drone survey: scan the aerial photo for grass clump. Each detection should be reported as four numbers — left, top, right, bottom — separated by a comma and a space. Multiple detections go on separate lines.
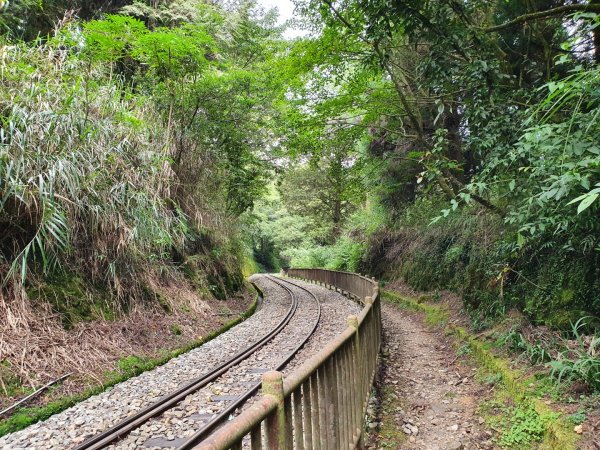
548, 318, 600, 392
0, 362, 33, 399
169, 324, 183, 336
494, 317, 599, 394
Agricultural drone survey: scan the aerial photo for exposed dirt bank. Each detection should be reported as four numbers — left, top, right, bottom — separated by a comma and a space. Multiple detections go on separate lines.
0, 282, 253, 415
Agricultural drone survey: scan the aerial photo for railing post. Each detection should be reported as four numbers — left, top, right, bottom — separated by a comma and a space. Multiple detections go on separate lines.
263, 371, 285, 449
346, 314, 360, 444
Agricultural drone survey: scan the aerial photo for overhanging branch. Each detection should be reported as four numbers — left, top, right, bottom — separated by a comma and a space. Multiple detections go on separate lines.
484, 4, 600, 33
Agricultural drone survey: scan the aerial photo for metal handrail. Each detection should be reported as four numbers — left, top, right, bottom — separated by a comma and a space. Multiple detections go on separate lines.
195, 269, 381, 450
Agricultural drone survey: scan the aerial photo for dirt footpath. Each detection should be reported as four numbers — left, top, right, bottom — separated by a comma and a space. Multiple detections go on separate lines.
366, 301, 497, 450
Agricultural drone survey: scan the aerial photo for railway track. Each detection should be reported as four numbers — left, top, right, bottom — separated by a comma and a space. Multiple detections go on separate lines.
74, 275, 321, 450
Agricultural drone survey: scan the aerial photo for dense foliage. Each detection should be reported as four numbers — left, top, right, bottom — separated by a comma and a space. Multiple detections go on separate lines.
0, 1, 286, 309
1, 0, 598, 333
243, 0, 600, 332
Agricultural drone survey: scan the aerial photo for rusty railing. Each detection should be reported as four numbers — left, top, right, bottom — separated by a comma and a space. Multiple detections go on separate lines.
196, 268, 381, 450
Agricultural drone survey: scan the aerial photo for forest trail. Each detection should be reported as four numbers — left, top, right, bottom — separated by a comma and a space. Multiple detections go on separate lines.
367, 301, 495, 450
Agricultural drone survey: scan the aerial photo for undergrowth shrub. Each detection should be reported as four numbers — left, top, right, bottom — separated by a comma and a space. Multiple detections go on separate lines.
548, 318, 600, 392
0, 40, 188, 301
364, 198, 502, 294
363, 197, 600, 330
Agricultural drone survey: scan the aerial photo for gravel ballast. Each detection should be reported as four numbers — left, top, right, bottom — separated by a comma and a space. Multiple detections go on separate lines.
0, 275, 361, 450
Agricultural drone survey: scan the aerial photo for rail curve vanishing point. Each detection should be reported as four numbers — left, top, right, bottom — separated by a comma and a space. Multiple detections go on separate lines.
0, 273, 365, 450
176, 275, 323, 449
196, 269, 381, 450
74, 275, 322, 450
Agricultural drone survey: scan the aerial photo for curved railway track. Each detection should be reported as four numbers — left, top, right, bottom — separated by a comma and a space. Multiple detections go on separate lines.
177, 275, 322, 449
74, 275, 321, 450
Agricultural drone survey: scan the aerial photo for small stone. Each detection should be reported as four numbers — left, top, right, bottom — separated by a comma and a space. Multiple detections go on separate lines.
447, 424, 459, 432
409, 436, 416, 443
478, 417, 485, 425
574, 425, 583, 434
447, 441, 463, 450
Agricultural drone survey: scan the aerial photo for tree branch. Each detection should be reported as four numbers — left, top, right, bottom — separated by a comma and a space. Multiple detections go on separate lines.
321, 0, 371, 45
484, 4, 600, 33
444, 170, 505, 216
319, 1, 425, 142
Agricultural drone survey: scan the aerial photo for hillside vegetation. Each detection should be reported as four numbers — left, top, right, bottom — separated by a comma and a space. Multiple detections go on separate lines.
0, 0, 599, 415
0, 0, 283, 404
250, 1, 600, 327
1, 3, 284, 302
246, 1, 600, 394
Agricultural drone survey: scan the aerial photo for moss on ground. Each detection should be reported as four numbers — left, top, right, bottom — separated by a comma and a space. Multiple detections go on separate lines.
382, 290, 449, 326
376, 386, 407, 448
383, 290, 579, 449
26, 274, 115, 329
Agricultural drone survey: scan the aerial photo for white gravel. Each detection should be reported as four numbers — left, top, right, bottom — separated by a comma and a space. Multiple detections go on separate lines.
0, 275, 361, 450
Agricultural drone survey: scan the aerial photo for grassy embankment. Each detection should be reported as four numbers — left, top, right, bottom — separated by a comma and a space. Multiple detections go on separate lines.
383, 290, 586, 449
0, 285, 260, 437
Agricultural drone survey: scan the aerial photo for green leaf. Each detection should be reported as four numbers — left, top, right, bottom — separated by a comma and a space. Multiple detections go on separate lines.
576, 193, 598, 214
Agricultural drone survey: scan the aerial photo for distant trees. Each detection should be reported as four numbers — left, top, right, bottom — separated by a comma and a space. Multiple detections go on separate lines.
268, 0, 600, 324
280, 150, 364, 242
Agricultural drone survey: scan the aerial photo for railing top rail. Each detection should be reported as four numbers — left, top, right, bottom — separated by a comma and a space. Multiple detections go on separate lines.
196, 269, 379, 450
288, 267, 377, 281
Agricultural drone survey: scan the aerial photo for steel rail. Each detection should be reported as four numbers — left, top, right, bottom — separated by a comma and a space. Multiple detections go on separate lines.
73, 280, 299, 450
194, 269, 380, 450
177, 275, 322, 449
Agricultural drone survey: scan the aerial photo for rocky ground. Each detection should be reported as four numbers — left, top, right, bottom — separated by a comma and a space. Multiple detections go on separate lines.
366, 301, 496, 450
0, 280, 252, 413
0, 275, 361, 450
